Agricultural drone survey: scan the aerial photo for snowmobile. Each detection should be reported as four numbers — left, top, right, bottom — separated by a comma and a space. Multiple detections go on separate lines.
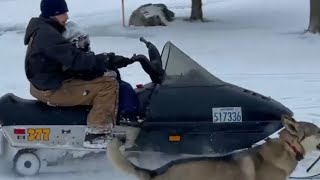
0, 37, 293, 176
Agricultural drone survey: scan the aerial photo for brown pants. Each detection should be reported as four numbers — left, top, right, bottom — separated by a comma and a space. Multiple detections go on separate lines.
30, 76, 119, 131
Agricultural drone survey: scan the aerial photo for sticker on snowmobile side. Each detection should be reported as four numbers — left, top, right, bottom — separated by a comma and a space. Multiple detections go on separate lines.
27, 128, 51, 141
212, 107, 242, 123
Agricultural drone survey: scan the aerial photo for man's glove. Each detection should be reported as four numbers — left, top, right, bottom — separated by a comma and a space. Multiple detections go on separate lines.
104, 53, 135, 69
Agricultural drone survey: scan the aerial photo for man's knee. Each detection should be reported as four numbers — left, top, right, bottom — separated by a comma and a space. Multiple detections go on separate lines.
97, 76, 119, 92
91, 76, 117, 83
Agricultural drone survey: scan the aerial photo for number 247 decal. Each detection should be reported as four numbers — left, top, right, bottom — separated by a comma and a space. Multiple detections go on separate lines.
27, 128, 50, 141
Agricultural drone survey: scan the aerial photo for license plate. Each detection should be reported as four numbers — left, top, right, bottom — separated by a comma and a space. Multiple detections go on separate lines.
212, 107, 242, 123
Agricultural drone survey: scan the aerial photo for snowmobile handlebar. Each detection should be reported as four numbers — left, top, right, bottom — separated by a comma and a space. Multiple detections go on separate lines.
139, 37, 162, 65
139, 37, 149, 45
132, 37, 165, 84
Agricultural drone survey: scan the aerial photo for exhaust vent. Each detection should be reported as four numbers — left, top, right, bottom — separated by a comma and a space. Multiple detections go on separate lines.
243, 89, 271, 101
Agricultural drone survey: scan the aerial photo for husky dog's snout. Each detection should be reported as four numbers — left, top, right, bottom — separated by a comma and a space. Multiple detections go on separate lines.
316, 144, 320, 150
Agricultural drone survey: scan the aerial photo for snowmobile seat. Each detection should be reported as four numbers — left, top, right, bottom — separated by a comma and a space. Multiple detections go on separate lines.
0, 93, 89, 126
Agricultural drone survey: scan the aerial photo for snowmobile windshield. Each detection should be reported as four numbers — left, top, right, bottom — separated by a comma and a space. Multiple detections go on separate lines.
160, 42, 224, 87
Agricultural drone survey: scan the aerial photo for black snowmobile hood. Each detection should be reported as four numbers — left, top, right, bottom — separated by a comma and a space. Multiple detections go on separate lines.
24, 16, 65, 45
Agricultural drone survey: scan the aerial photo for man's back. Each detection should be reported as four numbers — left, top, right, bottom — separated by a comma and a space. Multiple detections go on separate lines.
24, 16, 107, 91
25, 16, 68, 91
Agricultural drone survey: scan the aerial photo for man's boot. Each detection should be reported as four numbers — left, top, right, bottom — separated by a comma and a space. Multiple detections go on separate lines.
83, 124, 114, 149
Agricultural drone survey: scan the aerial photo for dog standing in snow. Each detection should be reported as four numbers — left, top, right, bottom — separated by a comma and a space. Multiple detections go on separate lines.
106, 115, 320, 180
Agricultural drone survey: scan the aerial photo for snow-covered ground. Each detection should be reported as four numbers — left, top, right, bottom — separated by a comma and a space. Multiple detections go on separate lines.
1, 0, 320, 179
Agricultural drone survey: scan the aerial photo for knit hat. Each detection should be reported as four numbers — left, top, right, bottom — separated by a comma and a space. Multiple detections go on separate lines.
40, 0, 69, 18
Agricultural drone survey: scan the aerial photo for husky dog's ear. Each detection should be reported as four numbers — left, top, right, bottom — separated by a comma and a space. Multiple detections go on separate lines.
282, 115, 300, 136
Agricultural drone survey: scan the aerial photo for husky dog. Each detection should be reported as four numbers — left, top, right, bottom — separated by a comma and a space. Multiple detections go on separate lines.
106, 115, 320, 180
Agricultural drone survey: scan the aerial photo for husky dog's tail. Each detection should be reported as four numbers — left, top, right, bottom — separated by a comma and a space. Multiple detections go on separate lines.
107, 138, 153, 180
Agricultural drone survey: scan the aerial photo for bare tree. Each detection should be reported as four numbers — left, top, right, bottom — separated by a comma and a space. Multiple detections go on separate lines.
308, 0, 320, 33
190, 0, 203, 21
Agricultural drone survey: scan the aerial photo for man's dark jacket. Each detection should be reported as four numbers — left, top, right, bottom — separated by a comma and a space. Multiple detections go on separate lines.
24, 16, 107, 91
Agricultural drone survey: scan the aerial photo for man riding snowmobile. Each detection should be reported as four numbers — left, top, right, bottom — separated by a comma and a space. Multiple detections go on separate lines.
24, 0, 165, 149
62, 21, 142, 125
24, 0, 139, 149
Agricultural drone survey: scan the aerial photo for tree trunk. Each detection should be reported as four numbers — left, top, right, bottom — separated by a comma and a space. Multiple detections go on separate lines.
308, 0, 320, 33
190, 0, 203, 21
